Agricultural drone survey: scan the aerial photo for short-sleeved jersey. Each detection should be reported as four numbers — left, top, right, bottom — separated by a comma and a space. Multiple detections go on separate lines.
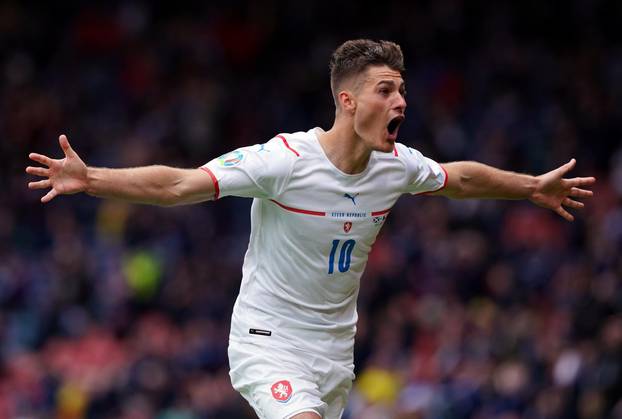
201, 128, 446, 362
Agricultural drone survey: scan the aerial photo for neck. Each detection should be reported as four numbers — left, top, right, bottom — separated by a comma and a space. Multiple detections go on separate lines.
317, 116, 372, 175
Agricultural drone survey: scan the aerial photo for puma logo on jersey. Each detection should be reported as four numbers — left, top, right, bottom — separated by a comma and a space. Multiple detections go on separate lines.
343, 193, 359, 205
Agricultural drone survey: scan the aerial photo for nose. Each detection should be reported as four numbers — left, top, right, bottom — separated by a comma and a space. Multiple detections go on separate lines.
395, 93, 407, 112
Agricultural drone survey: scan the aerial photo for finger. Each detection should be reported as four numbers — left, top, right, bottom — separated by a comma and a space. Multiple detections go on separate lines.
59, 134, 75, 157
41, 189, 58, 203
570, 187, 593, 198
25, 166, 50, 177
556, 206, 574, 222
28, 179, 51, 190
566, 176, 596, 187
563, 198, 584, 209
28, 153, 54, 167
557, 158, 576, 175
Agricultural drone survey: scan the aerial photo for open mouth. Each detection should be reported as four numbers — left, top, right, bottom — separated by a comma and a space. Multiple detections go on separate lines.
387, 115, 405, 135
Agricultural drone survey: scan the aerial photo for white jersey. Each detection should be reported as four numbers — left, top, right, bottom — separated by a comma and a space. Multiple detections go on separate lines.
201, 128, 446, 362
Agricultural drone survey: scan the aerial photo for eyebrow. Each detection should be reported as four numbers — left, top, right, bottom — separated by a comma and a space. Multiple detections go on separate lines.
377, 79, 406, 92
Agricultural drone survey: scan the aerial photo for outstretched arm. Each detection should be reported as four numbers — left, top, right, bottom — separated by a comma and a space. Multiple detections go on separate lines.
26, 135, 216, 206
430, 159, 595, 221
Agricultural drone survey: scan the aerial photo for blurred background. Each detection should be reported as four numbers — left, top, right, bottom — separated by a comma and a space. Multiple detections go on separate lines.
2, 0, 622, 418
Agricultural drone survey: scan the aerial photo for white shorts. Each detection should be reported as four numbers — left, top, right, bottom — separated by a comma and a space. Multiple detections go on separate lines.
228, 341, 355, 419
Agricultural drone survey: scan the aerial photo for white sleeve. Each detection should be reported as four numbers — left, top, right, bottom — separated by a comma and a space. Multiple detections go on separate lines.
398, 144, 447, 195
200, 137, 295, 199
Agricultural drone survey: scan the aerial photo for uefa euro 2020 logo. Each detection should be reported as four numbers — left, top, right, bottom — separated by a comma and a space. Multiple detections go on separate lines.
217, 150, 245, 167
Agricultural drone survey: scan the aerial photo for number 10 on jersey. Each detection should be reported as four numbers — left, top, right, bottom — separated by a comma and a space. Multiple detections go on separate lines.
328, 239, 356, 274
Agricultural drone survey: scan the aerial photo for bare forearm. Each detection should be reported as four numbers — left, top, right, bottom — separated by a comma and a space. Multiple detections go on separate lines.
442, 161, 538, 200
28, 135, 216, 205
86, 165, 192, 206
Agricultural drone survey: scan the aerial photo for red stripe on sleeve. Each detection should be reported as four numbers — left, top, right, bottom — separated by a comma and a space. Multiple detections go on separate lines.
412, 164, 449, 196
277, 135, 300, 157
199, 167, 220, 200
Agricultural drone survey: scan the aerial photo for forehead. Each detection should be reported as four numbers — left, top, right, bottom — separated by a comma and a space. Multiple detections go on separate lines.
362, 65, 404, 86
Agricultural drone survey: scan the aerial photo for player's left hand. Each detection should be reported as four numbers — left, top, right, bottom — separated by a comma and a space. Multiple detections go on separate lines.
530, 158, 595, 221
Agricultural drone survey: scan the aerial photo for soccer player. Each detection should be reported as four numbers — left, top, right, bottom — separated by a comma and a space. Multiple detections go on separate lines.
26, 40, 594, 419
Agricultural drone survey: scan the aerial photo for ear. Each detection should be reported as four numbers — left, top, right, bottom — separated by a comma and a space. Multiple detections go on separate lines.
338, 90, 356, 114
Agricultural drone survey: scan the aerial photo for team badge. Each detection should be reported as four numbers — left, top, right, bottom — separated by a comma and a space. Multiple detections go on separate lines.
217, 150, 245, 167
271, 380, 293, 403
343, 222, 352, 233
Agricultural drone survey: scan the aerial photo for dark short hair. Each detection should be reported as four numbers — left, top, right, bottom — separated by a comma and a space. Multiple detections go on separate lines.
329, 39, 405, 101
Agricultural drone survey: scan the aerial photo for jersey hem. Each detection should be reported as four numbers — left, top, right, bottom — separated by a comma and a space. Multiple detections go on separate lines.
285, 407, 323, 419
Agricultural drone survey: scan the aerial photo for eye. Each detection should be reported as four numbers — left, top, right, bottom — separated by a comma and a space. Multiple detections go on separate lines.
379, 88, 390, 96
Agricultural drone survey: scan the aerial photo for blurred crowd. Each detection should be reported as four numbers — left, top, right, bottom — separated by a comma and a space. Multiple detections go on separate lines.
1, 1, 621, 418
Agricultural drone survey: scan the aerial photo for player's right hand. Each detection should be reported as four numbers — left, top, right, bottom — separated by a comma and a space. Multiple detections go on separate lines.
26, 134, 88, 203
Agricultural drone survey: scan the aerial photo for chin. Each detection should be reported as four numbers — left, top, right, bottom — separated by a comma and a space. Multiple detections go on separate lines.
375, 141, 395, 153
382, 138, 395, 153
